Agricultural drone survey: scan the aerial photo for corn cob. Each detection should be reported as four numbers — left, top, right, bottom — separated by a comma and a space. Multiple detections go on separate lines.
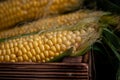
0, 0, 82, 30
0, 10, 104, 39
0, 17, 102, 62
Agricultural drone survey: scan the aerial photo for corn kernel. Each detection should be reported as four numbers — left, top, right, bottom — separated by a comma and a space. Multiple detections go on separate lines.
27, 51, 33, 58
18, 56, 23, 62
5, 55, 10, 62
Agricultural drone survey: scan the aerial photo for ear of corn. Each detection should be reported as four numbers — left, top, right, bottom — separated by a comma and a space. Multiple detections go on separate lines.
0, 0, 82, 30
0, 16, 102, 62
0, 10, 105, 39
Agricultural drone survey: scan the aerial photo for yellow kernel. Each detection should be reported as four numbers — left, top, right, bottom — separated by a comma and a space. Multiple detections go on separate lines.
44, 44, 50, 50
42, 38, 47, 43
24, 45, 30, 51
1, 44, 5, 49
10, 54, 16, 59
40, 53, 45, 59
29, 35, 34, 39
47, 40, 53, 46
35, 47, 41, 53
32, 56, 36, 62
0, 56, 4, 62
29, 43, 33, 48
45, 33, 50, 37
74, 31, 80, 36
14, 47, 19, 52
36, 55, 41, 61
9, 43, 14, 47
47, 35, 53, 39
33, 36, 39, 41
18, 44, 23, 48
14, 42, 18, 46
46, 58, 50, 62
10, 60, 16, 62
49, 51, 54, 57
57, 33, 62, 37
42, 60, 46, 63
28, 38, 33, 42
5, 55, 10, 62
57, 38, 62, 43
71, 39, 75, 43
38, 39, 42, 43
2, 49, 6, 55
51, 46, 57, 52
11, 48, 14, 53
15, 58, 18, 62
51, 37, 57, 44
80, 29, 86, 34
60, 44, 67, 51
72, 34, 76, 38
6, 49, 11, 55
23, 41, 28, 45
27, 51, 32, 58
64, 41, 71, 46
62, 36, 67, 41
67, 35, 72, 40
31, 49, 36, 56
33, 41, 38, 47
5, 43, 9, 49
21, 47, 27, 53
88, 27, 95, 32
75, 36, 81, 42
55, 44, 60, 51
63, 31, 67, 35
23, 54, 29, 61
39, 44, 45, 51
55, 53, 60, 56
44, 51, 49, 57
0, 50, 1, 55
18, 56, 23, 62
40, 35, 44, 39
75, 43, 79, 47
17, 50, 23, 56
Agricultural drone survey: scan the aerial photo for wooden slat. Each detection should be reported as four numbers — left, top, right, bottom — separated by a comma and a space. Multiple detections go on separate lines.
0, 68, 87, 72
0, 62, 89, 80
0, 63, 88, 69
0, 78, 88, 80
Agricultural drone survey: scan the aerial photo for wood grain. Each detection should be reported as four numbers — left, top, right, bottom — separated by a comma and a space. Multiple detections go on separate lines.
0, 54, 91, 80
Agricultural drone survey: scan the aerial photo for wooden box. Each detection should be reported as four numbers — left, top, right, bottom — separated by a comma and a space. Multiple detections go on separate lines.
0, 53, 93, 80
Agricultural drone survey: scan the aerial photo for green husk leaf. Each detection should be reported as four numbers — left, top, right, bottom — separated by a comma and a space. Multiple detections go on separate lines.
116, 64, 120, 80
92, 43, 106, 55
105, 40, 120, 61
103, 28, 120, 50
100, 15, 120, 27
102, 28, 120, 61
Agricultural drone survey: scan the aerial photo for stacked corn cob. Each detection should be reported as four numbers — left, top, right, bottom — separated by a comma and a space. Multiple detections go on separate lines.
0, 0, 82, 30
0, 16, 102, 62
0, 10, 104, 39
